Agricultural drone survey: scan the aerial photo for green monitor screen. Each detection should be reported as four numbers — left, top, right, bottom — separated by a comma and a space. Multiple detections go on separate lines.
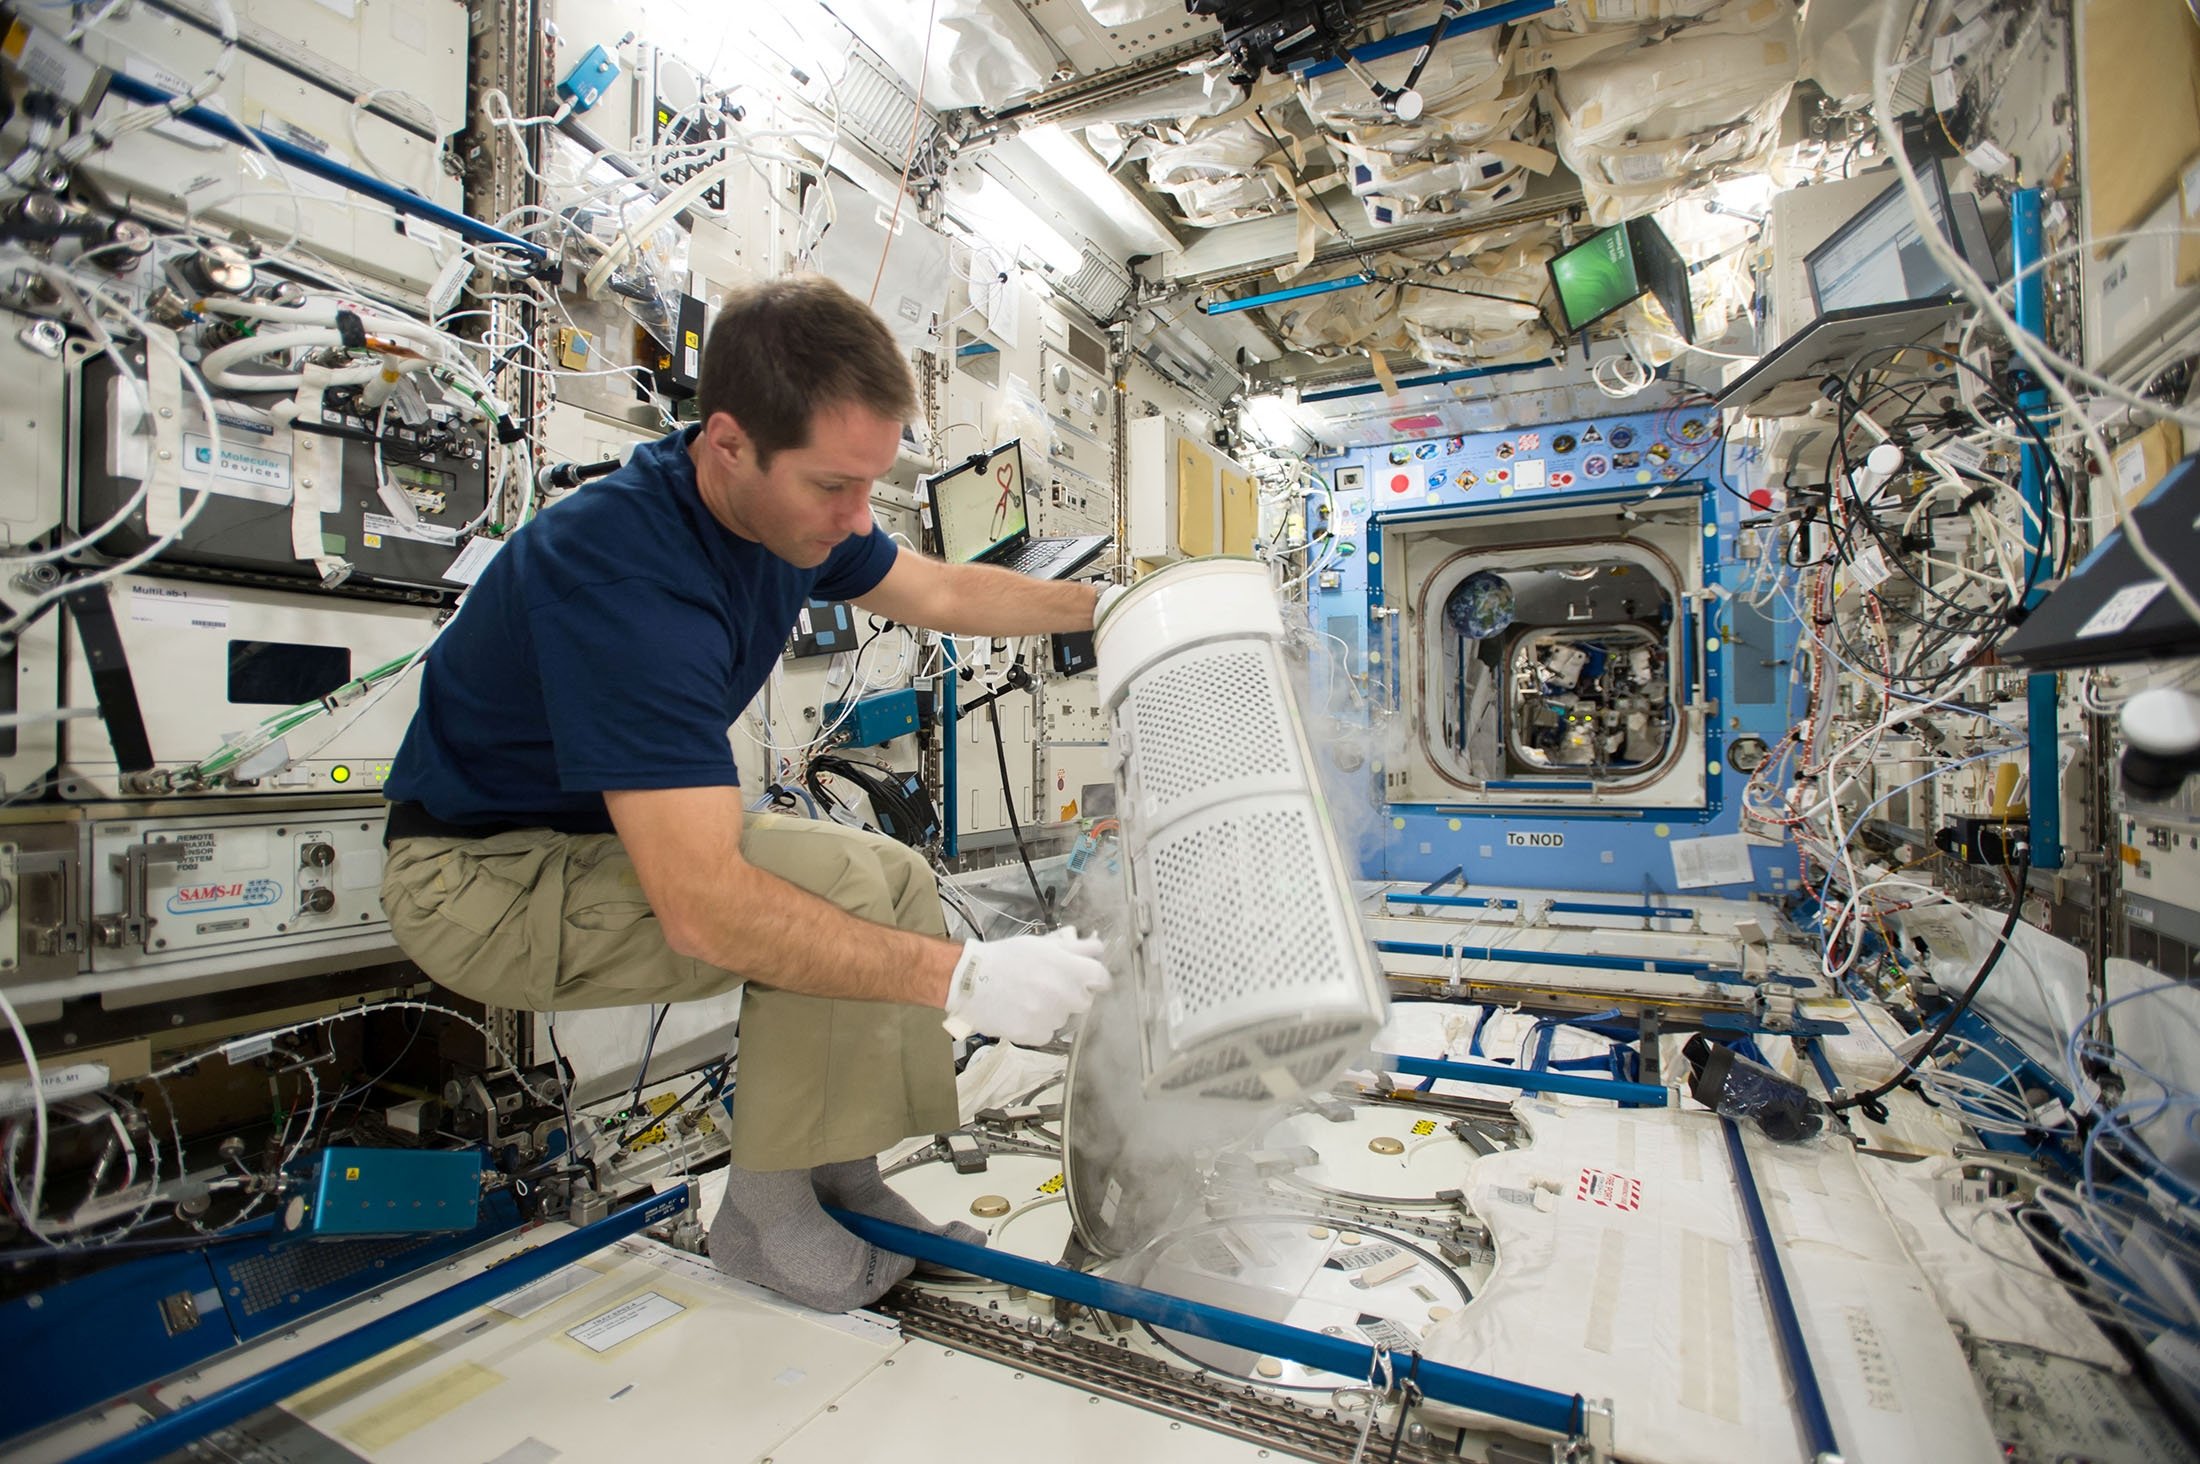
1547, 224, 1644, 335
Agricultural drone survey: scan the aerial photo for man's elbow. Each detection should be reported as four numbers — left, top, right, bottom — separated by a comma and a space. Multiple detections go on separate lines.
658, 913, 710, 962
650, 887, 717, 962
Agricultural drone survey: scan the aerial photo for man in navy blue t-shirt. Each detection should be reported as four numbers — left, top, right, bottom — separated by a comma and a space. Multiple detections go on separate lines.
381, 276, 1113, 1310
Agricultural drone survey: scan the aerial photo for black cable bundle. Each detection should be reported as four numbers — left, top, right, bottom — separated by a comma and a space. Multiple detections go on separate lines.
804, 755, 938, 847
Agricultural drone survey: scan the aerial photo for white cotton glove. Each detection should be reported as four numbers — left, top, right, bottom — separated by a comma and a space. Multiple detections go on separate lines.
1094, 583, 1127, 626
943, 927, 1112, 1045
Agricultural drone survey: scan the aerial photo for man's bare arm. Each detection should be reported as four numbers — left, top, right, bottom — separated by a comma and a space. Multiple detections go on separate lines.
604, 785, 958, 1006
856, 552, 1099, 636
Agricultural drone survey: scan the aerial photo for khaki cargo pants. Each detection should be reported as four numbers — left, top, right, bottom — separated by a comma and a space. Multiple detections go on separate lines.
380, 813, 959, 1171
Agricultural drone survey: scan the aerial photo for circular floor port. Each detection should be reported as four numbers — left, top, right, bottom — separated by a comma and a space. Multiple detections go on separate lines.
1115, 1215, 1472, 1392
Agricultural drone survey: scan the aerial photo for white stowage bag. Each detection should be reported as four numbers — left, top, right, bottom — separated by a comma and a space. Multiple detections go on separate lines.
1397, 228, 1560, 365
825, 0, 1054, 109
1533, 0, 1733, 34
1306, 30, 1553, 232
1134, 120, 1293, 227
1359, 167, 1533, 230
1073, 0, 1185, 25
1544, 0, 1801, 223
1334, 130, 1555, 230
1299, 22, 1512, 130
1330, 70, 1541, 158
1270, 274, 1408, 357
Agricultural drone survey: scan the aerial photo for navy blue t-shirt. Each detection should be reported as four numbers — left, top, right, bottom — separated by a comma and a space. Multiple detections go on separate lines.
385, 426, 897, 832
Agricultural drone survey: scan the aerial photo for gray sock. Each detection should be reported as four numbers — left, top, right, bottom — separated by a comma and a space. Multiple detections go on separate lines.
811, 1156, 988, 1246
707, 1160, 915, 1312
812, 1156, 990, 1279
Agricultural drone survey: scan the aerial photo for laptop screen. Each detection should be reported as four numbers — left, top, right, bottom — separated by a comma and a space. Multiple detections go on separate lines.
1629, 217, 1695, 344
1805, 161, 1991, 315
1548, 224, 1642, 335
929, 441, 1028, 563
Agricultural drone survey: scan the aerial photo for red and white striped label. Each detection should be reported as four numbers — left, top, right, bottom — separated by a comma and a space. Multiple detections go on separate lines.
1575, 1167, 1642, 1211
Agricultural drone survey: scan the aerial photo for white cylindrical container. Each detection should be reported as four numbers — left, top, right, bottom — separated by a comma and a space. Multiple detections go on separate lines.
1094, 558, 1388, 1101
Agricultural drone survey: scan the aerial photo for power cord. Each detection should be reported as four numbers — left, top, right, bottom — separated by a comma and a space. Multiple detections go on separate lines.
961, 658, 1052, 919
1827, 849, 2032, 1121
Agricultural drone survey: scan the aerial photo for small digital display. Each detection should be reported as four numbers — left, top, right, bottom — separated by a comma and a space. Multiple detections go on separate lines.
1548, 225, 1643, 334
389, 463, 454, 494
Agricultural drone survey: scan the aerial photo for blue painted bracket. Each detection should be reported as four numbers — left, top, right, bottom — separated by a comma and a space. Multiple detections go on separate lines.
103, 72, 548, 263
1720, 1120, 1840, 1459
827, 1208, 1586, 1436
1547, 901, 1697, 921
1299, 358, 1550, 404
1385, 895, 1699, 921
1202, 272, 1376, 316
1384, 892, 1520, 910
1295, 0, 1560, 76
1801, 1039, 1842, 1098
68, 1188, 692, 1464
1375, 938, 1734, 980
1376, 1052, 1670, 1107
2011, 185, 2061, 871
942, 638, 960, 858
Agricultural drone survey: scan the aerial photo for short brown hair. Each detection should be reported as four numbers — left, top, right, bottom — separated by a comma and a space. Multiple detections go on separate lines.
697, 274, 917, 466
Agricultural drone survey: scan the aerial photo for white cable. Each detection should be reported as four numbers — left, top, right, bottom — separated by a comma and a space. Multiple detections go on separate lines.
0, 270, 221, 645
1869, 0, 2200, 628
581, 151, 750, 298
0, 986, 55, 1245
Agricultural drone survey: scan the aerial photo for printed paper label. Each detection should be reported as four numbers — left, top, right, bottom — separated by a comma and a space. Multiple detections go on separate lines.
362, 511, 459, 546
125, 583, 229, 631
2076, 581, 2165, 639
566, 1291, 684, 1353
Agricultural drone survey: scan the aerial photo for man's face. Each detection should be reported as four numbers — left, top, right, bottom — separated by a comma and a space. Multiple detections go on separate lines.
701, 401, 903, 568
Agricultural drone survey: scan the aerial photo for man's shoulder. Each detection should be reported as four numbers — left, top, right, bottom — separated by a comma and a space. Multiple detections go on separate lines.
525, 435, 695, 550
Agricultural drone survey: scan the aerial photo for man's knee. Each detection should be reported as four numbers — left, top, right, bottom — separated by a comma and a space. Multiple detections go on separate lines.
749, 832, 897, 923
874, 839, 946, 935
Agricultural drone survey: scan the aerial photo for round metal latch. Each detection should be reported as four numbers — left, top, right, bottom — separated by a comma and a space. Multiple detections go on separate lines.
970, 1194, 1011, 1218
1368, 1136, 1405, 1155
1727, 735, 1771, 774
186, 242, 255, 296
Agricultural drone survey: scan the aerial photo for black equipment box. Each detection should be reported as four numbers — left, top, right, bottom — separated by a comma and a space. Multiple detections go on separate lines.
74, 357, 490, 602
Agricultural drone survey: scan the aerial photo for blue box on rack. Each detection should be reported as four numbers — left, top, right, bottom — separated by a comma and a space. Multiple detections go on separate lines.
306, 1147, 481, 1237
556, 45, 621, 112
824, 688, 921, 748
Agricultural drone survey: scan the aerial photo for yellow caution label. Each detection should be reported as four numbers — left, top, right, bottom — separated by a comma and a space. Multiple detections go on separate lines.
683, 330, 700, 349
345, 1167, 361, 1181
1411, 1119, 1437, 1136
1038, 1172, 1065, 1195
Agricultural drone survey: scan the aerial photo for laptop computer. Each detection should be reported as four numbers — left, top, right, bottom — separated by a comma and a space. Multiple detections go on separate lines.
1546, 214, 1695, 344
1997, 450, 2200, 670
1717, 158, 1998, 418
921, 438, 1109, 581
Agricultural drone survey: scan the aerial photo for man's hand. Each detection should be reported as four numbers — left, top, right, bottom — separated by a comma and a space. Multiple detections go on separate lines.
943, 927, 1112, 1044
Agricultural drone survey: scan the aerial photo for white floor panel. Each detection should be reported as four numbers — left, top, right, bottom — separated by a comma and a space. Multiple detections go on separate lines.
258, 1241, 902, 1462
760, 1337, 1280, 1464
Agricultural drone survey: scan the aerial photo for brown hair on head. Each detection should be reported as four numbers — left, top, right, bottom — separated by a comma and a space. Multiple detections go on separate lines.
696, 274, 917, 466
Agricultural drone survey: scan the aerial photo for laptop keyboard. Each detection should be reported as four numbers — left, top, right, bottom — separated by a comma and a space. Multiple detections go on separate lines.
996, 538, 1076, 575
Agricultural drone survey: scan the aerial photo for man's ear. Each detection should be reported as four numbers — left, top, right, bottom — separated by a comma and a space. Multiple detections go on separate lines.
703, 410, 752, 464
